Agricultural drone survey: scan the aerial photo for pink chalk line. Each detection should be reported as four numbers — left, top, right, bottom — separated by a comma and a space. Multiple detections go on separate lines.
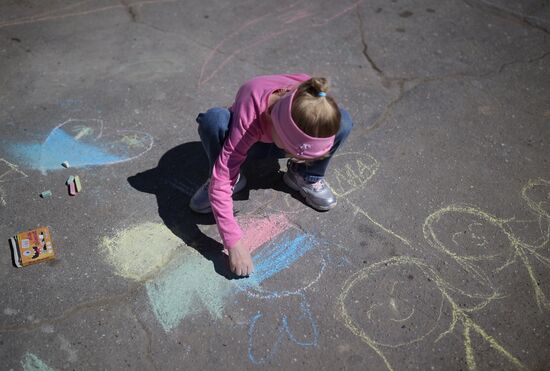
198, 0, 363, 87
222, 213, 291, 255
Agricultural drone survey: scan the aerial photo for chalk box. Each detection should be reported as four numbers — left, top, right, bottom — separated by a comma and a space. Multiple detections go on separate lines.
9, 226, 55, 267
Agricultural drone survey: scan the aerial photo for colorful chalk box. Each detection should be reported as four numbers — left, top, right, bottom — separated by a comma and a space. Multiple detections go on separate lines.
9, 226, 55, 267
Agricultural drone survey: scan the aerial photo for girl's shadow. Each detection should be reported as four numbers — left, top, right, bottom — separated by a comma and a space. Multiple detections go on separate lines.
127, 142, 289, 279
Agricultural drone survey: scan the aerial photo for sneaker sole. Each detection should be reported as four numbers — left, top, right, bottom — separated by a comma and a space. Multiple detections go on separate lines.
283, 173, 336, 212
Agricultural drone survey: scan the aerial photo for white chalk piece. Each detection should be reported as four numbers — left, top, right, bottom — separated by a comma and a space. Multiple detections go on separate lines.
61, 161, 70, 168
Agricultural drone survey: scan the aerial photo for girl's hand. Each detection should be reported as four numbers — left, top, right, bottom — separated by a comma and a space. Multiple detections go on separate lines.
228, 239, 253, 277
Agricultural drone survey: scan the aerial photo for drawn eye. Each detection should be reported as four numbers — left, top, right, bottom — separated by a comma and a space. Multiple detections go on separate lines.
23, 250, 33, 256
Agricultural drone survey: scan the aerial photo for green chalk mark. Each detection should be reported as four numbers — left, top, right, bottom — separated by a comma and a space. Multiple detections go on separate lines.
21, 352, 55, 371
146, 253, 232, 332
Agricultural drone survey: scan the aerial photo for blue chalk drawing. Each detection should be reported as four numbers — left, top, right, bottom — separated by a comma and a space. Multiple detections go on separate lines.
7, 129, 123, 171
235, 232, 324, 364
235, 232, 322, 298
145, 231, 326, 338
247, 294, 319, 365
145, 230, 325, 364
21, 352, 55, 371
5, 119, 153, 172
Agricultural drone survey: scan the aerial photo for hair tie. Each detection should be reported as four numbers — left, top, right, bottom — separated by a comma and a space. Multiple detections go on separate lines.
318, 92, 327, 97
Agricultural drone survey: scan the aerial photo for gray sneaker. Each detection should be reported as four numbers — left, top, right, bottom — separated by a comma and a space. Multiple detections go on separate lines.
283, 161, 336, 211
189, 174, 247, 214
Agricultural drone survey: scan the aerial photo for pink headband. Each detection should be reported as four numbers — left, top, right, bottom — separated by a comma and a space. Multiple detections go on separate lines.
270, 90, 335, 159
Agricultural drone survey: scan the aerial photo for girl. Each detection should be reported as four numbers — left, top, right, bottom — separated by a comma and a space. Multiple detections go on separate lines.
190, 74, 353, 276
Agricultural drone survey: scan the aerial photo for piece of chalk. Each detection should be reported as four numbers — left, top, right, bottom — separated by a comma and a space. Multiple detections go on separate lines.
66, 175, 75, 185
40, 190, 52, 198
61, 161, 70, 168
74, 176, 82, 192
68, 182, 76, 196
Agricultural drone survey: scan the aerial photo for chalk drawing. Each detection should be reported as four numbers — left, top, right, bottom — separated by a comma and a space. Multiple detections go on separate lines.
0, 186, 6, 207
21, 352, 55, 371
251, 151, 379, 216
239, 213, 291, 254
347, 198, 413, 248
101, 222, 184, 282
424, 200, 550, 312
235, 230, 325, 364
102, 215, 324, 345
248, 294, 318, 365
5, 119, 153, 172
0, 158, 28, 182
522, 178, 550, 220
146, 252, 233, 332
57, 334, 78, 363
337, 257, 528, 371
145, 229, 325, 334
326, 152, 380, 198
235, 231, 326, 299
198, 0, 362, 86
326, 151, 544, 370
0, 0, 177, 29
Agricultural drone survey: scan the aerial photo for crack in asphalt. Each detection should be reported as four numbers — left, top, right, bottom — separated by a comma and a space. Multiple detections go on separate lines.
134, 311, 159, 371
354, 1, 550, 135
0, 283, 141, 334
120, 0, 140, 22
355, 5, 383, 76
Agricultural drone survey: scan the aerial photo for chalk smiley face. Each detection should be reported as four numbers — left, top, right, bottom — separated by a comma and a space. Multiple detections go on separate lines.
338, 257, 447, 348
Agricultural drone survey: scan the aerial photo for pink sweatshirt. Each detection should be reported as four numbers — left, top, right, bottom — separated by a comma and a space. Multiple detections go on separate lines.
209, 74, 310, 248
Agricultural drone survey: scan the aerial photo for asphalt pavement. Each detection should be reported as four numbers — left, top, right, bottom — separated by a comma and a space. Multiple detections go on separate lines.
1, 0, 549, 370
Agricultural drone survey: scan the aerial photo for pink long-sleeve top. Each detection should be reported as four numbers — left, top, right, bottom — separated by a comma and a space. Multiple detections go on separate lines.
209, 73, 310, 248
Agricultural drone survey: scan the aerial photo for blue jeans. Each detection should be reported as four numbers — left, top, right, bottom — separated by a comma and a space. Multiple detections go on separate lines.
196, 107, 353, 182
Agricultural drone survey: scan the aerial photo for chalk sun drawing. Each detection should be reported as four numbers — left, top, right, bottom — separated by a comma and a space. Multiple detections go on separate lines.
5, 119, 153, 172
101, 222, 184, 282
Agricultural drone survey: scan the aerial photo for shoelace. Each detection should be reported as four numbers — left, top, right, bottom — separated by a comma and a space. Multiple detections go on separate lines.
310, 179, 326, 191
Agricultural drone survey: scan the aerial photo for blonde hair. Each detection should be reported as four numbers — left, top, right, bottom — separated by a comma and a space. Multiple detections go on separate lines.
291, 77, 341, 138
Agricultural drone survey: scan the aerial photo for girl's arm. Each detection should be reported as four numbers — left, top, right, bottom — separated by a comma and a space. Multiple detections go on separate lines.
209, 105, 260, 250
